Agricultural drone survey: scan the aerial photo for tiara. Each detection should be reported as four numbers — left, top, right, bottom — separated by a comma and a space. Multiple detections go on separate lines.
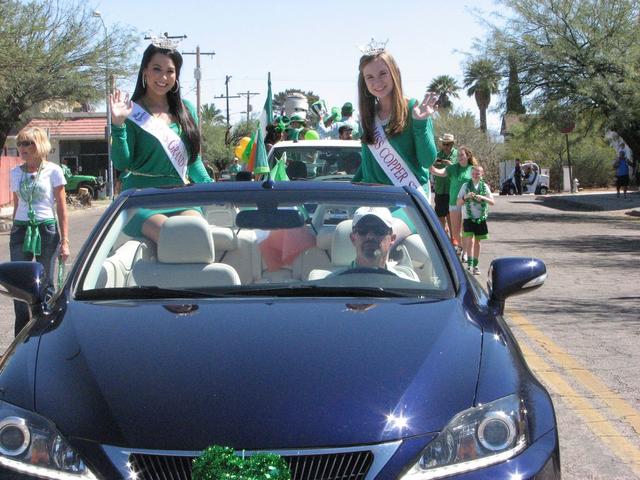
359, 38, 389, 56
148, 34, 181, 51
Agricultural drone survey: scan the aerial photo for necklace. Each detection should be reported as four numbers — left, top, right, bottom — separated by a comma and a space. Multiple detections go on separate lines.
465, 179, 488, 224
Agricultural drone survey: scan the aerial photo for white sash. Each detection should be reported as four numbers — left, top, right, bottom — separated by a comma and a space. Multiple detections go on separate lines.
128, 102, 189, 184
367, 120, 430, 202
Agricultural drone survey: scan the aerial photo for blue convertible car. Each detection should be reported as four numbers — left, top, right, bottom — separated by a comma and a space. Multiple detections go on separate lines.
0, 181, 559, 479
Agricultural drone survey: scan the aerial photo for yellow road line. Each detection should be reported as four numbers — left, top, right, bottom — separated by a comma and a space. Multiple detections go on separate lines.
507, 308, 640, 436
519, 342, 640, 476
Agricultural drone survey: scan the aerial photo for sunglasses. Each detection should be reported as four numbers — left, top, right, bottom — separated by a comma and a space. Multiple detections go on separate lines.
354, 225, 391, 237
17, 141, 35, 147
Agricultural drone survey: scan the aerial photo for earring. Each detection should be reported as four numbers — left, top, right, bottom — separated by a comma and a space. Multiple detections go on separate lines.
171, 80, 180, 93
142, 76, 146, 89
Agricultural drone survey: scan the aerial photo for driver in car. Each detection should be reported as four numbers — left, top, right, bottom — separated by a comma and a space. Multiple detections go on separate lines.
346, 207, 420, 282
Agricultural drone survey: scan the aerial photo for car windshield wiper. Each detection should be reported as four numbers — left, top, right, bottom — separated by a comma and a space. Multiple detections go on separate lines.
218, 285, 416, 298
75, 286, 223, 300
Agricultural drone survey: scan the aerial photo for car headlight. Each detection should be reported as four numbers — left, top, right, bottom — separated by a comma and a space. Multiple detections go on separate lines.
401, 394, 528, 479
0, 400, 97, 479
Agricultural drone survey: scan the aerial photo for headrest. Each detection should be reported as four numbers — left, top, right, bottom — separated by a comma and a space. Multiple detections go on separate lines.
211, 226, 237, 251
158, 216, 214, 264
315, 226, 335, 251
331, 220, 356, 266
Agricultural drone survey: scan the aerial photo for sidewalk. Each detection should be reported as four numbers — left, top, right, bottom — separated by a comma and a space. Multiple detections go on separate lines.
506, 188, 640, 216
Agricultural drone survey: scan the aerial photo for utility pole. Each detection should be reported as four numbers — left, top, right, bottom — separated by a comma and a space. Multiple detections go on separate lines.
215, 76, 241, 128
215, 76, 241, 145
238, 90, 260, 123
182, 46, 215, 134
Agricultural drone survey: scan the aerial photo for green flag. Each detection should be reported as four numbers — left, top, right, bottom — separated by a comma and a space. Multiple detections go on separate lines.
270, 152, 289, 181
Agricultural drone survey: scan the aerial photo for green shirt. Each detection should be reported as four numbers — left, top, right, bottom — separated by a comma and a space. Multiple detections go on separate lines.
111, 99, 212, 190
433, 147, 458, 195
353, 99, 437, 187
445, 163, 472, 206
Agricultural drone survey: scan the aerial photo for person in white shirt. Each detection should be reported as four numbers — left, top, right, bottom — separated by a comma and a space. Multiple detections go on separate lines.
10, 126, 69, 335
457, 165, 495, 275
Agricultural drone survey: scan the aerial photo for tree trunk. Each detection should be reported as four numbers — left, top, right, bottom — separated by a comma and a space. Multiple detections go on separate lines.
475, 91, 489, 133
479, 108, 488, 133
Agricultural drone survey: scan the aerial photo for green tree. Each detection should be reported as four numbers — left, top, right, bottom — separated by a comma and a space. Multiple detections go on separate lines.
503, 116, 615, 190
434, 110, 504, 187
505, 55, 526, 114
428, 75, 460, 111
0, 0, 138, 149
201, 103, 225, 126
484, 0, 640, 159
463, 58, 501, 133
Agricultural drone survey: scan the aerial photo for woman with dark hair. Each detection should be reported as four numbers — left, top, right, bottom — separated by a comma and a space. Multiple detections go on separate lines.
353, 48, 438, 200
110, 42, 212, 241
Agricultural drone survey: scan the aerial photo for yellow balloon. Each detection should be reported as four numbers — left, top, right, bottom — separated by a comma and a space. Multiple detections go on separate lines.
239, 136, 251, 148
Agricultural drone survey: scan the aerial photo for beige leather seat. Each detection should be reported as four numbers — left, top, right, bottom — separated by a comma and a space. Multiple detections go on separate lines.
307, 220, 355, 280
129, 216, 241, 288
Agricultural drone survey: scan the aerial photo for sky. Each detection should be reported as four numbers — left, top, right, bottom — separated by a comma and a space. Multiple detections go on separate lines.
93, 0, 503, 133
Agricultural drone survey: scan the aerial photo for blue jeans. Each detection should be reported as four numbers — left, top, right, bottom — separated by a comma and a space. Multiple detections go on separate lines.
9, 223, 60, 336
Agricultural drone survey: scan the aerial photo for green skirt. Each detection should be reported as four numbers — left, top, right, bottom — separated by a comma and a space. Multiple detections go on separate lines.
124, 207, 205, 238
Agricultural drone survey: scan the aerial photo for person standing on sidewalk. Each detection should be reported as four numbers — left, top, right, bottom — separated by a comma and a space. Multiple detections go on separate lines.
613, 150, 632, 198
457, 165, 495, 275
514, 158, 523, 195
433, 134, 458, 237
9, 126, 69, 335
430, 146, 476, 257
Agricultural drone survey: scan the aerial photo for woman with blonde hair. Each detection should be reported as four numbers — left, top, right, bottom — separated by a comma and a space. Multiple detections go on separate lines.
353, 47, 438, 199
431, 145, 477, 256
10, 126, 69, 335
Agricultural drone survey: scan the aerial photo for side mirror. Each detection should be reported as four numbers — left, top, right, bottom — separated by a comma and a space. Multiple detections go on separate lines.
488, 257, 546, 313
0, 261, 47, 305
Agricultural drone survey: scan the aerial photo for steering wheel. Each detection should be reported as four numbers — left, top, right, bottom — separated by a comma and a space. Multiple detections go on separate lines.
337, 267, 398, 277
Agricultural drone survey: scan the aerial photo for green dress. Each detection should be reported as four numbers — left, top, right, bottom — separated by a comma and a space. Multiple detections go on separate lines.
111, 99, 213, 236
353, 99, 437, 189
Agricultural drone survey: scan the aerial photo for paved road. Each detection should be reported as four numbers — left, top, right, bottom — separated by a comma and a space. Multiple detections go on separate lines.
0, 203, 109, 348
0, 191, 639, 478
482, 191, 640, 479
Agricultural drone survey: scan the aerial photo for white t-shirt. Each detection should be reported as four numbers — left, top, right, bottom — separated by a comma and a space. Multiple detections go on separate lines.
458, 181, 494, 220
10, 162, 66, 221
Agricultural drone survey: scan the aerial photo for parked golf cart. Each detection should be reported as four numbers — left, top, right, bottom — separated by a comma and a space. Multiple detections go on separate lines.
501, 162, 549, 195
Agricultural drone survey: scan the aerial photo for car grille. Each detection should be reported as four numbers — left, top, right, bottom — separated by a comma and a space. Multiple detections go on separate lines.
129, 450, 374, 480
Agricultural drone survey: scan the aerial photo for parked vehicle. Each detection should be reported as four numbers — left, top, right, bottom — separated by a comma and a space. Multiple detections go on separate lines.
267, 139, 361, 181
0, 181, 559, 479
62, 165, 105, 199
500, 161, 549, 195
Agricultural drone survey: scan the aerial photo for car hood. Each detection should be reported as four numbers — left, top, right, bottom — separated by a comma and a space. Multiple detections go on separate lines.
35, 298, 482, 450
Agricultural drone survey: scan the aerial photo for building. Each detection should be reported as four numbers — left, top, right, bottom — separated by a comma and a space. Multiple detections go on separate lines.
4, 112, 108, 177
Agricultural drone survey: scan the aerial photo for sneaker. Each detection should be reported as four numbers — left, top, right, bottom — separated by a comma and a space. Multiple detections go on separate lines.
472, 266, 481, 275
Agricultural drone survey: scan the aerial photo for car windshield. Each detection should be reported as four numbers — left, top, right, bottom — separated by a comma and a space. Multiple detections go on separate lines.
76, 188, 452, 299
269, 144, 361, 180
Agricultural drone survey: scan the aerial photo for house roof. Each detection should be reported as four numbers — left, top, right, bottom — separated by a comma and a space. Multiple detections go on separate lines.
10, 113, 107, 139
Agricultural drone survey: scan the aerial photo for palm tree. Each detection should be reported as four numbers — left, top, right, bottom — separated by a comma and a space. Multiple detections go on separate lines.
463, 59, 501, 132
428, 75, 460, 111
201, 103, 226, 126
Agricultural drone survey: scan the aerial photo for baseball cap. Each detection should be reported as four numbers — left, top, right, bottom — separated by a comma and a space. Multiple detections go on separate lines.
352, 207, 394, 229
342, 102, 354, 115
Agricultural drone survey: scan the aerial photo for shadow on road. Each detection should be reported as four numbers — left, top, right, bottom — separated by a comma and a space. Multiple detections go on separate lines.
491, 210, 639, 227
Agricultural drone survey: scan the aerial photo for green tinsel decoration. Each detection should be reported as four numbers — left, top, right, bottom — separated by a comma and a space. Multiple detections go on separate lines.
192, 445, 291, 480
